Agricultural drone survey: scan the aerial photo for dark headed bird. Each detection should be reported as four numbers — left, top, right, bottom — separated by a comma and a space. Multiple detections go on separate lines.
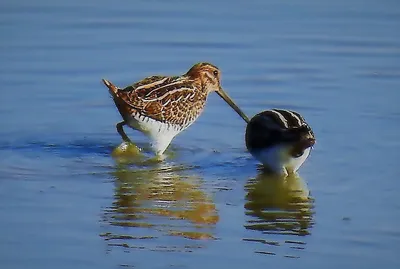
245, 109, 315, 176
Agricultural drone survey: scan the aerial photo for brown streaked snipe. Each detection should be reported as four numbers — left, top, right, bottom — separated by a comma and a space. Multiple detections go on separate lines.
102, 62, 249, 155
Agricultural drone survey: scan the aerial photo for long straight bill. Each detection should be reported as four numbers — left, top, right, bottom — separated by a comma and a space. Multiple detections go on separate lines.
217, 89, 250, 123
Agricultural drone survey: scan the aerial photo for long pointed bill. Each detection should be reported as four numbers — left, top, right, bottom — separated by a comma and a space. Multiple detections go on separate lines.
216, 88, 250, 123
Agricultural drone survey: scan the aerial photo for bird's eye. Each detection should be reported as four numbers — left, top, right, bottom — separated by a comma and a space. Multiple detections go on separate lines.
213, 70, 218, 76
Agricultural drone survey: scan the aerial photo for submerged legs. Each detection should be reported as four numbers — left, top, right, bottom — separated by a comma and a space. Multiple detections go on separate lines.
116, 121, 132, 143
112, 121, 141, 157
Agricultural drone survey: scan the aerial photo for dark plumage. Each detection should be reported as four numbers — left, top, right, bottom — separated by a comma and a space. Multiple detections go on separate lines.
246, 109, 315, 175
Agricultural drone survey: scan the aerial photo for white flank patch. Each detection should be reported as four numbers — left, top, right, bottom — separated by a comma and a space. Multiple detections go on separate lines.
126, 113, 192, 155
251, 145, 288, 175
251, 146, 311, 175
286, 147, 311, 173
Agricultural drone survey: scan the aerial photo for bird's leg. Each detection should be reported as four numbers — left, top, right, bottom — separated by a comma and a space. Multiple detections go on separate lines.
112, 121, 141, 157
116, 121, 132, 143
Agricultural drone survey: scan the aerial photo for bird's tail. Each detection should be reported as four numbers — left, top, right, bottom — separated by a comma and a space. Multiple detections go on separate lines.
102, 79, 119, 99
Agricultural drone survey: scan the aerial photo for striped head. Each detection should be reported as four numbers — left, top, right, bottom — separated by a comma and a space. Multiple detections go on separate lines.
186, 62, 221, 93
245, 109, 315, 175
186, 62, 249, 123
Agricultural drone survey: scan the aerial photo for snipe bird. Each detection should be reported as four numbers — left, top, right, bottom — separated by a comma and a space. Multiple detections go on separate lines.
245, 109, 315, 176
102, 62, 249, 155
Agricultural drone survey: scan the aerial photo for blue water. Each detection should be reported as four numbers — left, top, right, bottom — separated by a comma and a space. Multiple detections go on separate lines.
1, 0, 399, 268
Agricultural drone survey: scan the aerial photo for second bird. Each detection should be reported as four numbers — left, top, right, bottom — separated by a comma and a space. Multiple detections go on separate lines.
245, 109, 315, 176
102, 62, 249, 156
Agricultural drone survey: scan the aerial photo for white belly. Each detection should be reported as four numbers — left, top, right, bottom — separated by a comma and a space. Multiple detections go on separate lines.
125, 113, 191, 155
251, 146, 311, 176
286, 147, 311, 173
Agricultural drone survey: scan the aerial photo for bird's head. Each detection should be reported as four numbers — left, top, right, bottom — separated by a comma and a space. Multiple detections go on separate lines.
186, 62, 249, 123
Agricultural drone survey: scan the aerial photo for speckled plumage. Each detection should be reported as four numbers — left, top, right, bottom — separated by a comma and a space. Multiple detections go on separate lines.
102, 62, 248, 155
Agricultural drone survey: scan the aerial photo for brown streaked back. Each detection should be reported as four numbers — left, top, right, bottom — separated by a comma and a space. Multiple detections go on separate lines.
103, 75, 207, 126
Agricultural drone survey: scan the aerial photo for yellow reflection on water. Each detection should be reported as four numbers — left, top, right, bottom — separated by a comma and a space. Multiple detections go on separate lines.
100, 162, 219, 252
244, 170, 315, 258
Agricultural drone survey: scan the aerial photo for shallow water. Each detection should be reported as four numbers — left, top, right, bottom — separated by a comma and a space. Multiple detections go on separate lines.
1, 0, 400, 268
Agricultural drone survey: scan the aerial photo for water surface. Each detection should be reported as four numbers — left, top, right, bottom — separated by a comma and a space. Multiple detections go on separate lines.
1, 0, 399, 268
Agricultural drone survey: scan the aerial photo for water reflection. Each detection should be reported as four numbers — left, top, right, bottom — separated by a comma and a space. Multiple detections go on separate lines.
101, 161, 218, 253
244, 170, 315, 258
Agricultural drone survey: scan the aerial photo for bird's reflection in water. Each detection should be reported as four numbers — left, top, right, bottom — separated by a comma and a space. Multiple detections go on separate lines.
100, 159, 219, 253
244, 169, 315, 258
